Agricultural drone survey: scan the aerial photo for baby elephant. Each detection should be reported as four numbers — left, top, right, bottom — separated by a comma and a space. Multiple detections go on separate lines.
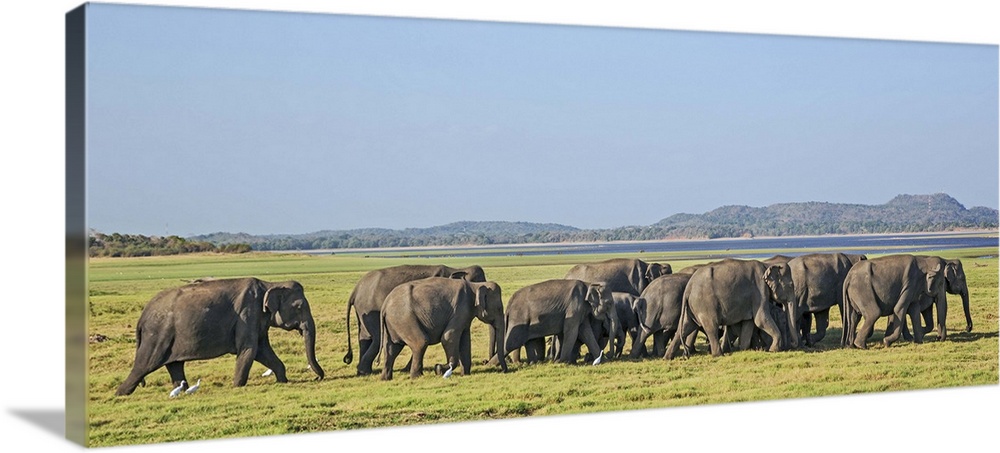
380, 277, 505, 380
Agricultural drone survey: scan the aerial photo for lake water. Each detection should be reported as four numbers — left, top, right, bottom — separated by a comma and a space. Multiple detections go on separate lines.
304, 231, 998, 259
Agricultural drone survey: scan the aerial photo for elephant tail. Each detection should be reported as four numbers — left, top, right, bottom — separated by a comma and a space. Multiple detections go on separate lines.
678, 290, 692, 358
842, 270, 856, 348
377, 304, 388, 369
343, 288, 357, 364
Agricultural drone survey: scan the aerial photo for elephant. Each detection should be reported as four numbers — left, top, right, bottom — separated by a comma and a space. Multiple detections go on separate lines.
551, 292, 635, 360
898, 257, 972, 341
546, 302, 623, 364
665, 259, 795, 359
379, 277, 505, 380
491, 279, 617, 365
784, 253, 866, 346
116, 278, 324, 396
630, 273, 692, 359
841, 254, 944, 349
342, 264, 487, 375
610, 292, 640, 358
564, 258, 668, 297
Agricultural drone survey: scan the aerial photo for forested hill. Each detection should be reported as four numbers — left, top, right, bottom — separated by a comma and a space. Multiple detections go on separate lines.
190, 193, 998, 251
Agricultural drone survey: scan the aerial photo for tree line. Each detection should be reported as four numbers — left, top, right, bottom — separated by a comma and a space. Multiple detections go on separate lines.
89, 232, 252, 257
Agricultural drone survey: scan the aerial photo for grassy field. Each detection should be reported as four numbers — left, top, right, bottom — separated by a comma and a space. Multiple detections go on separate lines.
84, 246, 999, 446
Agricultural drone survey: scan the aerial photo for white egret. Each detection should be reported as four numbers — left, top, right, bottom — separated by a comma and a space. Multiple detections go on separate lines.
592, 352, 603, 366
169, 380, 186, 398
262, 369, 273, 377
185, 379, 201, 394
442, 364, 453, 378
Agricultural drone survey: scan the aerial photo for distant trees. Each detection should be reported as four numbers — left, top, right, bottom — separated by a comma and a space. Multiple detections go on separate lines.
88, 232, 252, 257
178, 193, 998, 252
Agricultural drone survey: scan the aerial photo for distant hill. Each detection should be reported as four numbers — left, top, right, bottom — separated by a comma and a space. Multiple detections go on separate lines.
649, 193, 998, 239
190, 193, 998, 250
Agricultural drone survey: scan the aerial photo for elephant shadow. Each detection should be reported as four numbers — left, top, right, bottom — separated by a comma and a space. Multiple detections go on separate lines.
939, 330, 997, 343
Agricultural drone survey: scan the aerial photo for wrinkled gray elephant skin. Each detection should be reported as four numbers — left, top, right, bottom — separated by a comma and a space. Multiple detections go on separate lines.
116, 278, 324, 396
380, 277, 505, 380
665, 259, 795, 359
343, 264, 486, 375
609, 292, 639, 358
786, 253, 866, 346
898, 257, 972, 341
564, 258, 668, 297
842, 254, 944, 349
493, 279, 617, 365
631, 273, 692, 359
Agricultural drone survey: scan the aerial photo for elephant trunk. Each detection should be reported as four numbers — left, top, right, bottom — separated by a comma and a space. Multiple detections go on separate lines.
301, 321, 325, 380
494, 316, 508, 373
785, 301, 800, 350
607, 308, 620, 359
488, 324, 496, 363
961, 290, 972, 332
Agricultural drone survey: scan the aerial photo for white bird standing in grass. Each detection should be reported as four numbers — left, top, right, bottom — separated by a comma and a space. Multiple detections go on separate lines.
442, 364, 453, 379
169, 380, 186, 398
185, 379, 201, 394
592, 352, 603, 366
262, 369, 273, 377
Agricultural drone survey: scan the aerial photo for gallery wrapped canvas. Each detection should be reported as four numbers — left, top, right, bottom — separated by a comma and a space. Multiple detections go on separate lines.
62, 1, 998, 450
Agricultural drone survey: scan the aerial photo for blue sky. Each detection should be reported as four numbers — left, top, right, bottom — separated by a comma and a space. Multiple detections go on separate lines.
85, 3, 999, 236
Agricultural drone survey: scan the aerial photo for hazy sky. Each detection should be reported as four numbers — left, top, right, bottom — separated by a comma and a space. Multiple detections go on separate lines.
85, 3, 999, 236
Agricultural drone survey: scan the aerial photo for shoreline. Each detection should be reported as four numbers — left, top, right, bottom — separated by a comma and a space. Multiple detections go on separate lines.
275, 229, 999, 255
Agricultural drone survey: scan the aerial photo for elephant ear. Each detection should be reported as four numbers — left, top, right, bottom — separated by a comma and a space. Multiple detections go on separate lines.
587, 283, 607, 314
633, 297, 648, 328
474, 285, 489, 319
262, 287, 285, 313
762, 265, 782, 300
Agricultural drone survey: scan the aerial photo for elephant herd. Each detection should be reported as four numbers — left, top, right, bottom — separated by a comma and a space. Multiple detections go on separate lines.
114, 253, 973, 395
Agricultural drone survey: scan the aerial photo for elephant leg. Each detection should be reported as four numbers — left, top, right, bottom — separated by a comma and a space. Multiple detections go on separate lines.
165, 362, 188, 390
666, 319, 699, 360
524, 338, 544, 363
559, 322, 581, 363
853, 311, 878, 350
380, 340, 404, 381
653, 330, 669, 358
116, 341, 170, 396
501, 326, 528, 366
576, 320, 604, 364
509, 347, 522, 365
254, 339, 288, 383
701, 319, 723, 357
753, 307, 784, 353
800, 312, 814, 347
736, 321, 755, 351
630, 327, 652, 359
357, 338, 372, 367
233, 346, 258, 387
810, 310, 830, 345
907, 305, 925, 344
460, 328, 472, 375
440, 327, 463, 374
541, 337, 556, 363
408, 342, 428, 379
357, 312, 381, 376
930, 301, 946, 341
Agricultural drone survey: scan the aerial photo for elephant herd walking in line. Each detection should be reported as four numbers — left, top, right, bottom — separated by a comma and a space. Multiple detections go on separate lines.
115, 252, 973, 396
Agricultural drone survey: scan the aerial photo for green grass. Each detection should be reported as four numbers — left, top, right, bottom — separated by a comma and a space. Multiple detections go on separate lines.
84, 246, 999, 446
